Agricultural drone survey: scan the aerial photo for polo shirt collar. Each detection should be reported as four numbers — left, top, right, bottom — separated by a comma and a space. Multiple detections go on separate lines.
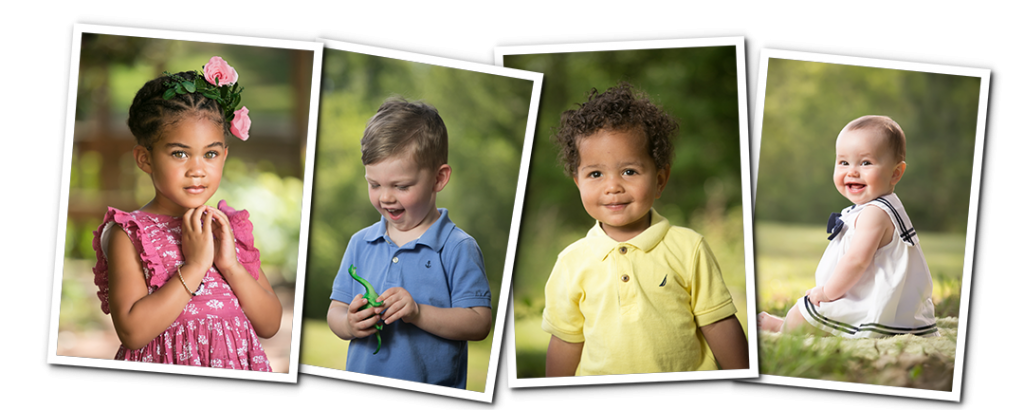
364, 208, 454, 251
586, 209, 670, 260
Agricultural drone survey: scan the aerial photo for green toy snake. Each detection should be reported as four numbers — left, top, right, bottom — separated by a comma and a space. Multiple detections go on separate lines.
349, 264, 383, 354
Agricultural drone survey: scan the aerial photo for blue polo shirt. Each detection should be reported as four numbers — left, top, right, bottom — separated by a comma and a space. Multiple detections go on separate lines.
330, 208, 492, 388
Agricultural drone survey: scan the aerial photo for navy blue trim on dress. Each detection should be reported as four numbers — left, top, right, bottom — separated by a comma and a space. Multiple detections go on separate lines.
873, 196, 917, 245
803, 297, 937, 337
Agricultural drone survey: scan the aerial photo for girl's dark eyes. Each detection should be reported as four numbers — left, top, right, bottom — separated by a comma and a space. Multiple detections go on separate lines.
623, 169, 638, 176
170, 150, 220, 159
588, 171, 602, 178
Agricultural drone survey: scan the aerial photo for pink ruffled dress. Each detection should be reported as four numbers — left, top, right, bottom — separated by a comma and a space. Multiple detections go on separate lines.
92, 200, 272, 371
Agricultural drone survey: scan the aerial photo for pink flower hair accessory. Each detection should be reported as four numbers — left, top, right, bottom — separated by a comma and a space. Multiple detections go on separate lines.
230, 107, 251, 141
203, 56, 239, 86
161, 56, 249, 141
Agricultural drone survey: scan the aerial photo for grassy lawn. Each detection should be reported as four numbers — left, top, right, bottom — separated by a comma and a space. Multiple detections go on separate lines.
300, 319, 493, 393
755, 221, 964, 390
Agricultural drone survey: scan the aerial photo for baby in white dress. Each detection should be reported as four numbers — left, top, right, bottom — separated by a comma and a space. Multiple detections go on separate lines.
758, 115, 936, 338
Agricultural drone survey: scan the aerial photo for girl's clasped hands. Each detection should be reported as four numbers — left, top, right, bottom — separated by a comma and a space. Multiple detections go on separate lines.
180, 205, 247, 283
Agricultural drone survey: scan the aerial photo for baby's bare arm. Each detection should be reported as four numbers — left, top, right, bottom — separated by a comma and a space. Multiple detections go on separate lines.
820, 205, 894, 301
699, 315, 749, 369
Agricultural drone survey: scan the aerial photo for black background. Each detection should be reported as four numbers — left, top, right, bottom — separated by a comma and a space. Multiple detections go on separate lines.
51, 15, 1003, 403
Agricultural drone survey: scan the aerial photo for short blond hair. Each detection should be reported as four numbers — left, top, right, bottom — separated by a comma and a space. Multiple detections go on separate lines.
844, 115, 906, 163
361, 97, 447, 169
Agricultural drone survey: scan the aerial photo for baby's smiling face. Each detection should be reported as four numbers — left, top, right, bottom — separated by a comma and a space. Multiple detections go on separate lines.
833, 128, 905, 205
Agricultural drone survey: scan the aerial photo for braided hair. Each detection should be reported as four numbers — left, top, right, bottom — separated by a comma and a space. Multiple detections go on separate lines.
127, 71, 228, 149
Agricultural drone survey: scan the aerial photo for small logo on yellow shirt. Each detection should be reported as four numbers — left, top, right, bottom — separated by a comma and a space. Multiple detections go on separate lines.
660, 275, 667, 287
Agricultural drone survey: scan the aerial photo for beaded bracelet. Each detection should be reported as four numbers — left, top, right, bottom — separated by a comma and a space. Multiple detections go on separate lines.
177, 266, 204, 297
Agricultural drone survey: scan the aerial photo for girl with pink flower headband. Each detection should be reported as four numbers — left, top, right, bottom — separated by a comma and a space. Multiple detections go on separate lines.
91, 56, 279, 370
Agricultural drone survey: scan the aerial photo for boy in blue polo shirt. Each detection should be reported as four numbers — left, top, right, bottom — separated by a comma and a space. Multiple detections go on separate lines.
326, 98, 493, 388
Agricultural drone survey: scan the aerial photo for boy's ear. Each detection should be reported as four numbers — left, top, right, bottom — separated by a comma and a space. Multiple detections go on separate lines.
133, 145, 153, 175
890, 161, 907, 186
655, 166, 671, 199
433, 164, 452, 192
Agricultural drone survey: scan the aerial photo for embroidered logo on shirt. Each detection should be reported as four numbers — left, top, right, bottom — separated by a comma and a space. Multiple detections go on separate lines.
425, 260, 432, 268
660, 275, 667, 287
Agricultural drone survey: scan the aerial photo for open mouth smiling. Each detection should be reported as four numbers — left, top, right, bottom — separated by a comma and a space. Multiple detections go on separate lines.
845, 183, 866, 193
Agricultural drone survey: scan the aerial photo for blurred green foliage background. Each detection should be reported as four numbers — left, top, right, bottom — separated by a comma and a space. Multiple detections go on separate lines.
299, 48, 535, 392
503, 45, 749, 378
58, 34, 315, 373
756, 58, 981, 232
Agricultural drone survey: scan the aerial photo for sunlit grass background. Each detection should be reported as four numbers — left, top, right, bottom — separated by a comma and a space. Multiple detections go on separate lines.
300, 321, 492, 392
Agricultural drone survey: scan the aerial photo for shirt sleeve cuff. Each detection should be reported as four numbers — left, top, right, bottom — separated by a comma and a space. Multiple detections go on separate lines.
541, 316, 585, 344
693, 299, 738, 328
452, 295, 492, 309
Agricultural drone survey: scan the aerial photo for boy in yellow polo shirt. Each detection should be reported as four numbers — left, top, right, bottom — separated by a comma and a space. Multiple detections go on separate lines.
543, 83, 749, 376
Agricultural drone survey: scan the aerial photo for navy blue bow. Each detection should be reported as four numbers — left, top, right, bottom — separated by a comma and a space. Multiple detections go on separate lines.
827, 212, 844, 240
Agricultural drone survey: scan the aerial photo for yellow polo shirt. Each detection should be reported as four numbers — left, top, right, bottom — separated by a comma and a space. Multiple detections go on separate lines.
541, 209, 737, 375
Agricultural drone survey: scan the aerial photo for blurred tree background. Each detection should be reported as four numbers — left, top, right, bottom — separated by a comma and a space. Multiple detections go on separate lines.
756, 58, 980, 231
299, 48, 535, 392
58, 34, 316, 373
503, 46, 749, 378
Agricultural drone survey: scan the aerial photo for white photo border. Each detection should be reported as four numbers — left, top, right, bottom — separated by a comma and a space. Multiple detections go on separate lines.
748, 48, 990, 401
297, 37, 543, 403
495, 36, 759, 388
47, 24, 324, 384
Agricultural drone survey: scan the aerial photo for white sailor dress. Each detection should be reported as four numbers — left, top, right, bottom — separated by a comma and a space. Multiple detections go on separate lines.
797, 193, 937, 338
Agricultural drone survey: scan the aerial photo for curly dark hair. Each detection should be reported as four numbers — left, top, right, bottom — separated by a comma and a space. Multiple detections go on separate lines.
554, 82, 678, 176
127, 71, 228, 149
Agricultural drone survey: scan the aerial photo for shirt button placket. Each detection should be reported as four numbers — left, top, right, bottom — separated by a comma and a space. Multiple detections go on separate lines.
619, 246, 629, 282
617, 244, 637, 314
